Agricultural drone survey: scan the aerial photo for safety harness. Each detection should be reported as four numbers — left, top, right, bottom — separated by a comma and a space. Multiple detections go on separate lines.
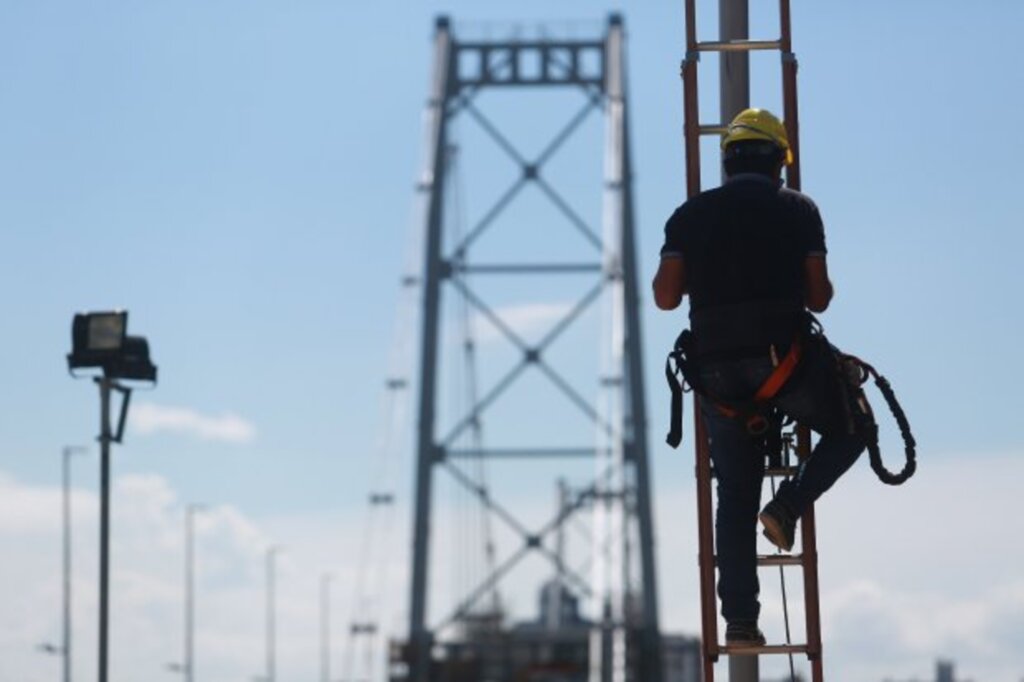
665, 317, 916, 486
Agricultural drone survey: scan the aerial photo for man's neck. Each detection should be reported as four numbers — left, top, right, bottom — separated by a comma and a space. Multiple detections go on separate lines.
726, 172, 782, 187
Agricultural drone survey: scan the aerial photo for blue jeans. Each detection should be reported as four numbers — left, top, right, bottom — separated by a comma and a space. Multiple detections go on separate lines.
698, 346, 867, 623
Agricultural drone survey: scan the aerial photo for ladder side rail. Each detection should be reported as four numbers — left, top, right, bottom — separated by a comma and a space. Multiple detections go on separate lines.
682, 1, 718, 679
800, 496, 825, 681
682, 0, 702, 198
695, 416, 719, 681
780, 0, 802, 191
778, 1, 822, 678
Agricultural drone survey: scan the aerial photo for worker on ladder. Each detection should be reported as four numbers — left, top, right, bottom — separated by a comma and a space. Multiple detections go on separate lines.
653, 108, 867, 646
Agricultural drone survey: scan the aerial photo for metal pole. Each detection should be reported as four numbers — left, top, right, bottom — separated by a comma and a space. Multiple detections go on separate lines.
185, 505, 204, 682
719, 2, 758, 680
96, 378, 113, 682
61, 447, 85, 682
62, 449, 71, 682
607, 15, 663, 682
320, 574, 332, 682
408, 15, 453, 682
719, 0, 750, 180
266, 548, 278, 682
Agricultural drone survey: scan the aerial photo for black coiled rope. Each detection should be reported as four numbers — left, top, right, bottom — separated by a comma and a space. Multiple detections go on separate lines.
841, 353, 917, 485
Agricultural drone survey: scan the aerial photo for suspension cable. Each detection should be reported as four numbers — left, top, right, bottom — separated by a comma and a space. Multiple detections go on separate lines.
447, 134, 502, 626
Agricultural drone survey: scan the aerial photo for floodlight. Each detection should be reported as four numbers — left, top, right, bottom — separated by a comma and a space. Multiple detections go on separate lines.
65, 310, 159, 682
67, 311, 157, 382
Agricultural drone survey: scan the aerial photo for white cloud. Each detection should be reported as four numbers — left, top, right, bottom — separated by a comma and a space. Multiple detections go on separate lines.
0, 470, 396, 682
471, 302, 573, 344
131, 403, 256, 443
651, 449, 1024, 681
2, 451, 1023, 682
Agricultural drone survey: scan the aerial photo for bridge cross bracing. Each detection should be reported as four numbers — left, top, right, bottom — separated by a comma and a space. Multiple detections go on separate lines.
403, 14, 663, 682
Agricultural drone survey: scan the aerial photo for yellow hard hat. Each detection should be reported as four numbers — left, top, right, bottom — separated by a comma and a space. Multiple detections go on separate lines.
721, 108, 793, 165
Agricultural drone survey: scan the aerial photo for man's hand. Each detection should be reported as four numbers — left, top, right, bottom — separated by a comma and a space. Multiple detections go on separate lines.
653, 257, 687, 310
804, 255, 833, 312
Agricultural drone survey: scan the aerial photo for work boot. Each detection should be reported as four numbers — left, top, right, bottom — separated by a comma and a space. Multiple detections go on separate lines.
725, 620, 766, 647
760, 497, 797, 552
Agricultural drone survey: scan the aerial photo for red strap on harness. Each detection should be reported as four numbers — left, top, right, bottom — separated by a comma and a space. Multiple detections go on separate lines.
755, 336, 803, 401
714, 337, 803, 432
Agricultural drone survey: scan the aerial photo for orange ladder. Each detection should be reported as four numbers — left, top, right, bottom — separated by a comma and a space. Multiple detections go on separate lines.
680, 0, 825, 680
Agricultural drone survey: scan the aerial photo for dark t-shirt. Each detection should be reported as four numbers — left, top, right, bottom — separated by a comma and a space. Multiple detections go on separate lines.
661, 174, 827, 353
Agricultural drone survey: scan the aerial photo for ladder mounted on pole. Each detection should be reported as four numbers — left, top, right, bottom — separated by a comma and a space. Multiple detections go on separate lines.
680, 0, 825, 680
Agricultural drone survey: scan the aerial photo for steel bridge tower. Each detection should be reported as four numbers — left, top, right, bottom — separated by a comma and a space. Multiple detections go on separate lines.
405, 14, 661, 682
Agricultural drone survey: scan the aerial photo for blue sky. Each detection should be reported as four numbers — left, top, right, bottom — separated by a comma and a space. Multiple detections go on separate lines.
1, 1, 1023, 680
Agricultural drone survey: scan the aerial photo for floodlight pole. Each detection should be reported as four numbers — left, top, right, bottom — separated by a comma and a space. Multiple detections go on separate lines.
61, 446, 87, 682
320, 573, 332, 682
265, 547, 281, 682
96, 377, 113, 682
184, 505, 205, 682
68, 311, 152, 682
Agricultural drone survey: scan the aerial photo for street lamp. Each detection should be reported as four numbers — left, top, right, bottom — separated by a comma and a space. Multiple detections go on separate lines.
264, 546, 282, 682
66, 310, 157, 682
39, 447, 90, 682
60, 445, 88, 682
67, 311, 157, 382
167, 504, 205, 682
320, 573, 333, 682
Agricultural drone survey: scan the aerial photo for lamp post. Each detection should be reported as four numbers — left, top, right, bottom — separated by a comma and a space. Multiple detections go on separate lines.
320, 573, 333, 682
185, 504, 205, 682
265, 547, 282, 682
40, 447, 90, 682
169, 505, 205, 681
66, 310, 157, 682
61, 445, 88, 682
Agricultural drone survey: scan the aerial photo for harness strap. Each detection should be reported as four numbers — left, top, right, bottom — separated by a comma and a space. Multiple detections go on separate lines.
755, 338, 802, 401
664, 322, 918, 487
665, 330, 698, 448
665, 357, 685, 448
712, 337, 802, 434
665, 332, 802, 446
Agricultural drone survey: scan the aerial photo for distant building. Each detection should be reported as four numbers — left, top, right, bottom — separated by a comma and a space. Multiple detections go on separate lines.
883, 659, 974, 682
389, 580, 701, 682
661, 634, 701, 682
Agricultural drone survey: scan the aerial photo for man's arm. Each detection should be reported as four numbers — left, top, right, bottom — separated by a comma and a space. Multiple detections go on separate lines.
803, 255, 833, 312
653, 257, 687, 310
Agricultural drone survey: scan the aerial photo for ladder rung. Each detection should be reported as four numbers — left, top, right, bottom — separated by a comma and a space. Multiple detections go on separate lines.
713, 554, 802, 567
711, 466, 798, 479
758, 554, 802, 567
698, 124, 728, 135
695, 39, 782, 53
720, 643, 809, 656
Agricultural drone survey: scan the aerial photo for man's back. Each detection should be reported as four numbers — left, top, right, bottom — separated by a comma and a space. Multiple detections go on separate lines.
663, 174, 825, 312
660, 174, 827, 355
